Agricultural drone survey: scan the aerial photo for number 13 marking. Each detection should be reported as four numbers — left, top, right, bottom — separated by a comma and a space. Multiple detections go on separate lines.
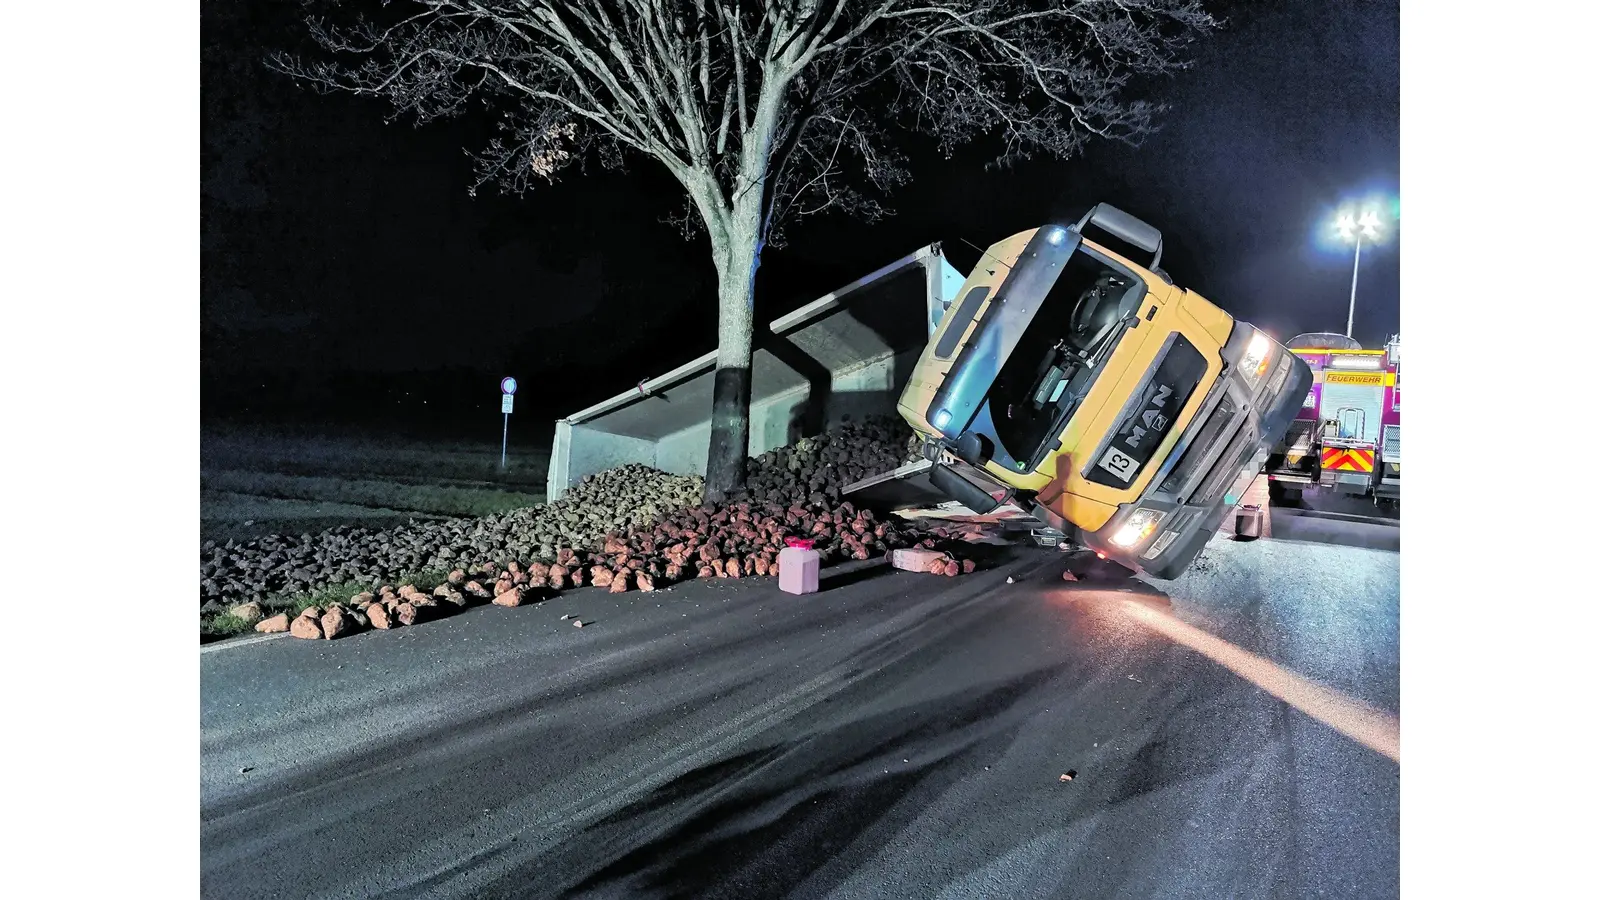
1098, 447, 1138, 482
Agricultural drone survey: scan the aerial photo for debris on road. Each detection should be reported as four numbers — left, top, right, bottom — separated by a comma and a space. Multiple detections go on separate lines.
289, 615, 322, 640
779, 539, 820, 594
255, 613, 289, 634
493, 587, 527, 608
320, 605, 353, 640
572, 620, 585, 628
1060, 770, 1077, 782
892, 548, 954, 574
204, 419, 1006, 646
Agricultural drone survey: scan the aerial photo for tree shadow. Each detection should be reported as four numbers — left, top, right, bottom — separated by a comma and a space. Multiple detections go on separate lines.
760, 332, 833, 446
517, 665, 1074, 900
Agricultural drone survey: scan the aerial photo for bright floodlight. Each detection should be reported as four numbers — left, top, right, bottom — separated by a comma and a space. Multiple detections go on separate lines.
1335, 213, 1357, 242
1335, 208, 1383, 244
1357, 209, 1381, 240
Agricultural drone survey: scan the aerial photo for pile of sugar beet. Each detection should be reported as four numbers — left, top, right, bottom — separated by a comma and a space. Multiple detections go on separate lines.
203, 417, 993, 637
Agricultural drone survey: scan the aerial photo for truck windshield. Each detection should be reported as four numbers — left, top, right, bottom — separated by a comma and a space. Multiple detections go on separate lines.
989, 247, 1143, 467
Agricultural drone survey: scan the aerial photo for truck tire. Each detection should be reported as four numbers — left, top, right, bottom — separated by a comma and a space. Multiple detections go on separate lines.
1267, 481, 1302, 505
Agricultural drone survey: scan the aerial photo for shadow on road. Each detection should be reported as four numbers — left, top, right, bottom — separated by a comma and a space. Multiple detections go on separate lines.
538, 667, 1069, 899
202, 538, 1398, 900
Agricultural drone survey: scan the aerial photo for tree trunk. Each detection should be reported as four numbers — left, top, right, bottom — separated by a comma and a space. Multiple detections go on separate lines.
704, 205, 763, 503
700, 76, 788, 504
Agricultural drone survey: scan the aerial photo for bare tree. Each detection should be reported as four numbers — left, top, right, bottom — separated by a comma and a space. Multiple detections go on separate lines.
271, 0, 1218, 501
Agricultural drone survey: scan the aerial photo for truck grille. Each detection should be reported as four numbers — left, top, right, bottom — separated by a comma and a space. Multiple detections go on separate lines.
1192, 420, 1256, 506
1159, 392, 1238, 497
1284, 419, 1314, 450
1382, 424, 1400, 461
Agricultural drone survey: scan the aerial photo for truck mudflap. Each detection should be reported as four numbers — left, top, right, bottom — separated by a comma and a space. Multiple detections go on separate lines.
1082, 344, 1315, 579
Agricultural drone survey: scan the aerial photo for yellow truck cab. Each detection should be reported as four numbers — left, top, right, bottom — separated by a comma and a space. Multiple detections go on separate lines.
897, 204, 1312, 579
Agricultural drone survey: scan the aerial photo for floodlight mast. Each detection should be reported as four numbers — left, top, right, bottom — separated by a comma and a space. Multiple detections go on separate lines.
1335, 209, 1383, 339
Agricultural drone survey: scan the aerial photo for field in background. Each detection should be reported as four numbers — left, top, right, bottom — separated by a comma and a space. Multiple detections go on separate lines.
201, 428, 550, 545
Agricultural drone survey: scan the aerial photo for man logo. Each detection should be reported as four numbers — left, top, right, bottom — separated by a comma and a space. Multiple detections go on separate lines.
1124, 384, 1175, 449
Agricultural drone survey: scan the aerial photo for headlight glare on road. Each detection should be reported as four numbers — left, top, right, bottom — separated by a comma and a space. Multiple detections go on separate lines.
1241, 331, 1273, 381
1111, 507, 1166, 548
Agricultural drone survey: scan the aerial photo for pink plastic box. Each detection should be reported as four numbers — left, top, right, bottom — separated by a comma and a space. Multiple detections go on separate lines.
778, 538, 820, 595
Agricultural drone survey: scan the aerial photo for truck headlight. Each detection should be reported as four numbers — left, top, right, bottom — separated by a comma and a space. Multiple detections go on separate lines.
933, 409, 952, 429
1240, 331, 1273, 381
1110, 507, 1166, 548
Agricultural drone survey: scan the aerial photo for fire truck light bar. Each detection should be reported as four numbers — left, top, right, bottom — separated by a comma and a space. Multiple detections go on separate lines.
1329, 354, 1385, 371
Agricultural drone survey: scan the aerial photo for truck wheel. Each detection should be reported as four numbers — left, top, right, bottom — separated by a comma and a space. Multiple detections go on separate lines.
1268, 481, 1302, 505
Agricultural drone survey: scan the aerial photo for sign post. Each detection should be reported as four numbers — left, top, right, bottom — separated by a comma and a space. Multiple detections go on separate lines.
499, 376, 518, 471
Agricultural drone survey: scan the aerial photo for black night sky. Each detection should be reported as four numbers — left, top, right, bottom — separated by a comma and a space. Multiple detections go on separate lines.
201, 0, 1399, 440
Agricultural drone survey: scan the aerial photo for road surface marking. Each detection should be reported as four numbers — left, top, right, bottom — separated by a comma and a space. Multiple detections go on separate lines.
200, 632, 289, 654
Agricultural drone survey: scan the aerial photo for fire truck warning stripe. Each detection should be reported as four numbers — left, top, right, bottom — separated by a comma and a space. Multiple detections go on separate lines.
1320, 449, 1375, 472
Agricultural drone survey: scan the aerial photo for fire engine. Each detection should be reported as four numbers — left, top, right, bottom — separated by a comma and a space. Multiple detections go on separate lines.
1263, 332, 1399, 508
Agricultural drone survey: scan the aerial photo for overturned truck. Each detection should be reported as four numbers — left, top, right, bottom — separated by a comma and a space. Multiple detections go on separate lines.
548, 204, 1309, 580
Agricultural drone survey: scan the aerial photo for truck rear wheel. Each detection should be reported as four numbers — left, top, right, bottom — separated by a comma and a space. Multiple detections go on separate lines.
1267, 480, 1303, 505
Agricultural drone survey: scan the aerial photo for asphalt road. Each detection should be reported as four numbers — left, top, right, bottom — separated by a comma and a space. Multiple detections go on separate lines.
201, 534, 1399, 899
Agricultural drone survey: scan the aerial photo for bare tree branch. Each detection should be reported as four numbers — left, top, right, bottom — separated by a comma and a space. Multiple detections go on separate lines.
271, 0, 1218, 497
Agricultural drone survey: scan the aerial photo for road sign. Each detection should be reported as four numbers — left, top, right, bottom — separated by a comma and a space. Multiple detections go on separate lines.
499, 387, 514, 470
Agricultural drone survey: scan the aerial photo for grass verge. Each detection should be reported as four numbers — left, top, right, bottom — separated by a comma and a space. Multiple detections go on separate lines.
202, 469, 544, 518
